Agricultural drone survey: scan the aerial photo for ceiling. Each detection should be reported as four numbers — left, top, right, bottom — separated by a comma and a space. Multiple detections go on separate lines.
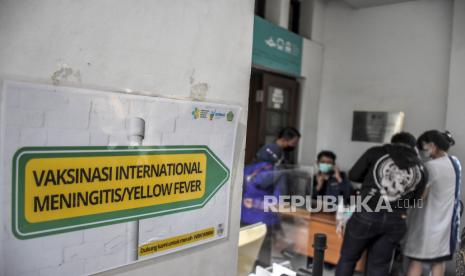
342, 0, 416, 9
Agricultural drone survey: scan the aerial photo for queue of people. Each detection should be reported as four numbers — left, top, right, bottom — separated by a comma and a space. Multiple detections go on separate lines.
336, 132, 428, 275
240, 127, 461, 276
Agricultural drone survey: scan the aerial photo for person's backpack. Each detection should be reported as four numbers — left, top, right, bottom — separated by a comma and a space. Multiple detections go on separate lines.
241, 161, 281, 226
456, 202, 465, 275
457, 229, 465, 275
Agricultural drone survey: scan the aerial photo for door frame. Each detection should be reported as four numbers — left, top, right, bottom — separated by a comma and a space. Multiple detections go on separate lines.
245, 68, 300, 164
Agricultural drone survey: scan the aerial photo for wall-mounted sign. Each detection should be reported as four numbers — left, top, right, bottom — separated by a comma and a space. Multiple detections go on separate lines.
271, 87, 284, 109
1, 81, 241, 275
139, 227, 215, 257
13, 146, 228, 239
252, 16, 303, 77
351, 111, 405, 143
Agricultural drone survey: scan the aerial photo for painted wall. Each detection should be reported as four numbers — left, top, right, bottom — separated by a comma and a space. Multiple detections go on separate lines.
0, 0, 254, 275
446, 0, 465, 205
298, 38, 324, 166
316, 0, 453, 170
299, 0, 327, 43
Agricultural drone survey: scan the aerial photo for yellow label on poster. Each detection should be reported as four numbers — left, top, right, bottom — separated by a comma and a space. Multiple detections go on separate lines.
24, 153, 206, 223
138, 227, 216, 256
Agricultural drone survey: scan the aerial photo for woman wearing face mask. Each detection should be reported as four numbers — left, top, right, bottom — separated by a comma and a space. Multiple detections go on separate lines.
404, 130, 461, 276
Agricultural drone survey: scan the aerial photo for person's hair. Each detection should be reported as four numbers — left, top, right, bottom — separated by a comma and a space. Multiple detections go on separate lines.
417, 130, 455, 152
277, 127, 301, 140
391, 132, 417, 148
317, 150, 337, 162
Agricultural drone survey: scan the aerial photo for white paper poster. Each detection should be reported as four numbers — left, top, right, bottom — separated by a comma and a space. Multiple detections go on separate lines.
0, 81, 240, 275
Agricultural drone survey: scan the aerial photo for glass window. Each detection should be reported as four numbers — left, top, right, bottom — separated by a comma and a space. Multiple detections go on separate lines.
267, 87, 290, 111
266, 110, 288, 135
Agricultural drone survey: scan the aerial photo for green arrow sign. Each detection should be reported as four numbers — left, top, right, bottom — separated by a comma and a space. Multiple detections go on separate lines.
12, 145, 229, 239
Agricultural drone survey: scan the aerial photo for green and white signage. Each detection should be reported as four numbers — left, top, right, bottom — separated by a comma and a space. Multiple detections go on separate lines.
13, 146, 229, 239
252, 16, 303, 76
1, 81, 241, 274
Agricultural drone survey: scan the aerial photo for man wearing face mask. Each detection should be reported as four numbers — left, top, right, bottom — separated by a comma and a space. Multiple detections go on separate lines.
256, 127, 301, 167
336, 132, 427, 276
310, 151, 353, 203
240, 126, 300, 266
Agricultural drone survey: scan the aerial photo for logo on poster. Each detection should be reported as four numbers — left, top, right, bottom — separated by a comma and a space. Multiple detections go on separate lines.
226, 111, 234, 122
192, 108, 230, 121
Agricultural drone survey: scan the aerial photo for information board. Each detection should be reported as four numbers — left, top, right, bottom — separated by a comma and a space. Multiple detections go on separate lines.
252, 16, 303, 76
0, 81, 240, 275
351, 111, 405, 143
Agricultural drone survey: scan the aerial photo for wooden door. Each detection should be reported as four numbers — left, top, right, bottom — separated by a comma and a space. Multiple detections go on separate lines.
245, 70, 300, 164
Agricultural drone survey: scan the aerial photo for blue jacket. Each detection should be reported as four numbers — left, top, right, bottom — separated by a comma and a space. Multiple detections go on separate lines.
240, 161, 285, 226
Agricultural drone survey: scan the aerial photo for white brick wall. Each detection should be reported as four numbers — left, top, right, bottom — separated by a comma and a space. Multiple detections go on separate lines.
83, 224, 127, 244
90, 97, 129, 132
4, 241, 63, 275
1, 82, 240, 276
1, 83, 133, 276
41, 232, 84, 250
45, 106, 90, 129
64, 242, 105, 262
18, 271, 39, 276
39, 260, 85, 276
19, 90, 68, 110
20, 128, 47, 146
103, 236, 126, 255
108, 133, 129, 146
84, 250, 126, 274
47, 129, 90, 146
5, 88, 20, 108
3, 127, 19, 164
90, 131, 110, 145
6, 108, 44, 128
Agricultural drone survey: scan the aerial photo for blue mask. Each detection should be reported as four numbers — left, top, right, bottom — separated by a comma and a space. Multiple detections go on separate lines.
319, 163, 333, 173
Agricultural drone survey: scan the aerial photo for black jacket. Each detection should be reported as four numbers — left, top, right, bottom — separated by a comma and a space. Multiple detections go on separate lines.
349, 144, 427, 211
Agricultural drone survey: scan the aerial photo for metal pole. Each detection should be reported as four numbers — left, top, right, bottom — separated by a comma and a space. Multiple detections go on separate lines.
126, 117, 145, 262
312, 233, 327, 276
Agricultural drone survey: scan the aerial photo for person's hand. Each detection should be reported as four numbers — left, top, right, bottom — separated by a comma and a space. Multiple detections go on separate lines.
336, 223, 345, 238
243, 198, 253, 208
316, 174, 325, 191
334, 166, 343, 183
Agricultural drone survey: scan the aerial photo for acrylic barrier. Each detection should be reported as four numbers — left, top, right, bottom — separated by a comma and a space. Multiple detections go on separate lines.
239, 165, 365, 276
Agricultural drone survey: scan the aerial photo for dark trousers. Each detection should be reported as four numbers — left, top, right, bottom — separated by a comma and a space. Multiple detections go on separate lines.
335, 211, 407, 276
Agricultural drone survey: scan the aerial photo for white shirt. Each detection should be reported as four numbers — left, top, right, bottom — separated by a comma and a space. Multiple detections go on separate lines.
404, 155, 457, 259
